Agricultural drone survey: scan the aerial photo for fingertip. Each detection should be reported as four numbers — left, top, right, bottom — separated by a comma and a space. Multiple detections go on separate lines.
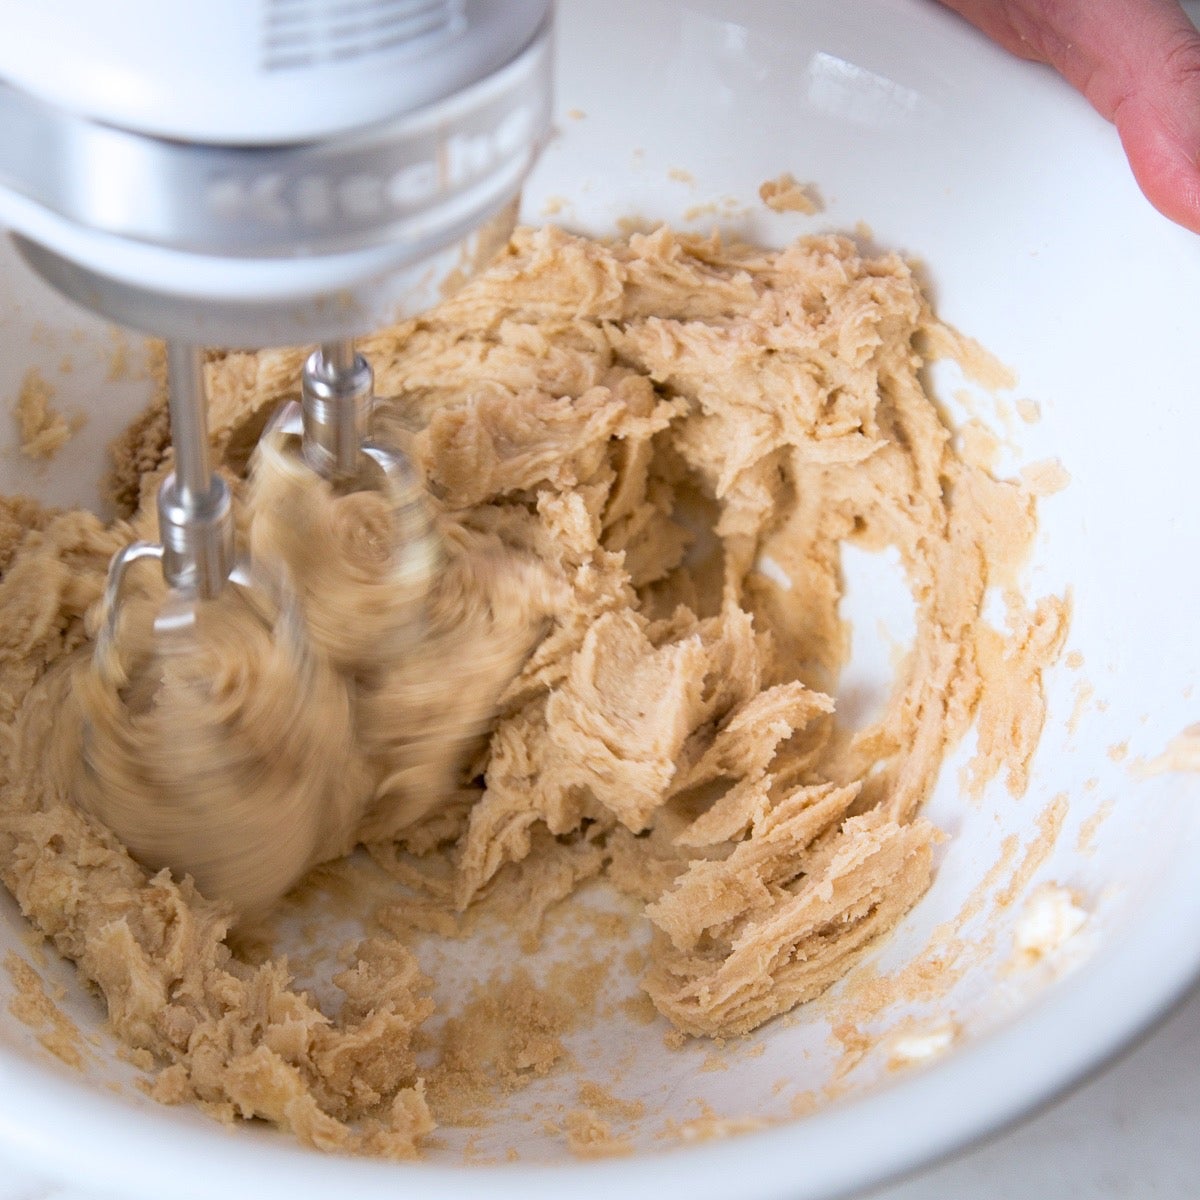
1116, 97, 1200, 235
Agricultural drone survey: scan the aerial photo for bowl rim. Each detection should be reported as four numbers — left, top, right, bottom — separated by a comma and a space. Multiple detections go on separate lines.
3, 830, 1199, 1200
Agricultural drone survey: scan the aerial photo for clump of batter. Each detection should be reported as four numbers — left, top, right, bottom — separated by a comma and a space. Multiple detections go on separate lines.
0, 227, 1066, 1155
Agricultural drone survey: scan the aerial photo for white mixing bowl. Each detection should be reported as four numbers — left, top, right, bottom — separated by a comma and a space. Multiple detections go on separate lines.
3, 2, 1199, 1197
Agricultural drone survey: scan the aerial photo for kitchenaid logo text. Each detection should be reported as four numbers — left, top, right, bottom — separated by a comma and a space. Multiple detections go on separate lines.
206, 104, 534, 227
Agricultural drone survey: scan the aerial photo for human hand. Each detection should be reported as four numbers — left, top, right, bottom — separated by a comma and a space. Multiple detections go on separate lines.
937, 0, 1200, 233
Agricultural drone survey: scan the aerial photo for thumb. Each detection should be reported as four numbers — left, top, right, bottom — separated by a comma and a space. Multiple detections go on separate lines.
939, 0, 1200, 233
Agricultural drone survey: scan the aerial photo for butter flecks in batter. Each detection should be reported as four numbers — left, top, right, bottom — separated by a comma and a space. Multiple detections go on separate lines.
0, 227, 1066, 1154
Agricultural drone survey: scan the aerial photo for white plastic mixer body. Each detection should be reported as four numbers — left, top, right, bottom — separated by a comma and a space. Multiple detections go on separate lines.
0, 0, 553, 347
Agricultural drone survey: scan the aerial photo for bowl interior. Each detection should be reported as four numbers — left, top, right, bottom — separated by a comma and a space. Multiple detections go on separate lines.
3, 2, 1200, 1198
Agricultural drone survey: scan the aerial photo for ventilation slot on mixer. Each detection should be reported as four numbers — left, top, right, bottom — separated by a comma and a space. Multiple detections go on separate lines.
261, 0, 460, 71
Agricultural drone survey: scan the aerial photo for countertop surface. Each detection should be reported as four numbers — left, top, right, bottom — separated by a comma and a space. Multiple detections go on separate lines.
3, 982, 1198, 1199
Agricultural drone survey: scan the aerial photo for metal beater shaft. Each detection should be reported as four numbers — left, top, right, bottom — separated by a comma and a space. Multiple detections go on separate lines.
159, 342, 235, 599
301, 339, 375, 481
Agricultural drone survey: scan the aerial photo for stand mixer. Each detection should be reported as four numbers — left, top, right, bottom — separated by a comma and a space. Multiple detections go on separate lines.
0, 0, 553, 910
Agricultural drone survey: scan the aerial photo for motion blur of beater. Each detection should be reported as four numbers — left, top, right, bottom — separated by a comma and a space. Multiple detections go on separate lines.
0, 0, 1194, 916
0, 1, 554, 911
